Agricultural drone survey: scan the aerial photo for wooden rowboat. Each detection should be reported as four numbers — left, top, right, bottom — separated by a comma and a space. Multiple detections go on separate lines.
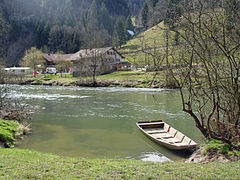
136, 120, 197, 150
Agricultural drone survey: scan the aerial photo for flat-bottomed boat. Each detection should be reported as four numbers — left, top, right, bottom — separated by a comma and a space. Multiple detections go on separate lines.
136, 120, 197, 150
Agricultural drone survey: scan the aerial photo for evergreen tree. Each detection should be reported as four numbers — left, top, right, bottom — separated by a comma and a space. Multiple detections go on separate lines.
224, 0, 239, 29
112, 27, 120, 48
0, 12, 10, 55
141, 2, 149, 29
48, 25, 80, 53
100, 2, 113, 33
125, 16, 134, 31
164, 0, 181, 28
34, 22, 50, 48
112, 17, 127, 48
125, 16, 134, 40
150, 0, 158, 8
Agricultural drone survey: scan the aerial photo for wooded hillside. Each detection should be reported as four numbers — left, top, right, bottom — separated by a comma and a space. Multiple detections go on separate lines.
0, 0, 146, 66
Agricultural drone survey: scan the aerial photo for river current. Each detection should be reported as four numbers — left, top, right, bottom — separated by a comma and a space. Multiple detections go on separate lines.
9, 85, 203, 162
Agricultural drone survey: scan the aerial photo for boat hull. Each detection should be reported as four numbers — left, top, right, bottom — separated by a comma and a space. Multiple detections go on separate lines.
136, 120, 197, 150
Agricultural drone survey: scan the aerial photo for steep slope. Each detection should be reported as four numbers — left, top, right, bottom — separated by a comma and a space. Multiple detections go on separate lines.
0, 0, 132, 66
119, 21, 175, 67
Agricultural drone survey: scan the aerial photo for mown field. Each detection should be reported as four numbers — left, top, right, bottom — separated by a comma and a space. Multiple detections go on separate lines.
0, 148, 240, 179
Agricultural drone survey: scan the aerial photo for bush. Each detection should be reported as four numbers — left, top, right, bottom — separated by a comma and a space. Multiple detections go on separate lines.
0, 119, 18, 144
202, 139, 240, 157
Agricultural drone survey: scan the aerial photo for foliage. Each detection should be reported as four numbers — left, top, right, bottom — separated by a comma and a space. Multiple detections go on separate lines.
0, 9, 10, 63
141, 2, 149, 29
164, 0, 182, 28
112, 17, 127, 48
20, 47, 43, 76
127, 0, 145, 16
202, 139, 240, 157
202, 139, 231, 155
0, 119, 18, 144
119, 21, 175, 67
125, 16, 134, 40
0, 148, 240, 179
168, 0, 240, 146
0, 0, 133, 66
48, 25, 80, 53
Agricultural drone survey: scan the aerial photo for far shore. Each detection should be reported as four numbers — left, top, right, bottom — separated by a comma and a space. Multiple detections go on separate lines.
5, 71, 178, 89
19, 78, 177, 89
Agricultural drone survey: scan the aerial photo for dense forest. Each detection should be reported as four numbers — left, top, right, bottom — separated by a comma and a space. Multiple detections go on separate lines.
0, 0, 175, 66
0, 0, 143, 66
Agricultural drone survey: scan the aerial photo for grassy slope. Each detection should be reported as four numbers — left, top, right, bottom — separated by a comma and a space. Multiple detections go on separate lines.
0, 148, 239, 179
119, 21, 175, 67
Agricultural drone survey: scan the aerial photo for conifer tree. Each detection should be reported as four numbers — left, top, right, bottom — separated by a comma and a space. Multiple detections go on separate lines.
125, 16, 134, 32
164, 0, 181, 28
112, 17, 127, 48
100, 2, 113, 33
141, 2, 149, 29
150, 0, 158, 8
125, 16, 134, 40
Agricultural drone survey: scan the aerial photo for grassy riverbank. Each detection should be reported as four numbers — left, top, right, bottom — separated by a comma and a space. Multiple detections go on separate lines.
30, 71, 165, 82
0, 148, 239, 179
17, 71, 169, 88
0, 119, 28, 148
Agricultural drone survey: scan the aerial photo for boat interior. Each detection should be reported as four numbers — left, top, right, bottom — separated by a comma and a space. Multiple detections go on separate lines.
138, 121, 196, 146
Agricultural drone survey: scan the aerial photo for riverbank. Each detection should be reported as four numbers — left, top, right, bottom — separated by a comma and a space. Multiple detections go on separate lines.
22, 78, 173, 88
0, 119, 30, 148
9, 71, 177, 88
0, 148, 239, 179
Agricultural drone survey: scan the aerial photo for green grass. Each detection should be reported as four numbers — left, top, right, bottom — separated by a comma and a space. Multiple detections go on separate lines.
0, 119, 20, 147
119, 22, 176, 67
27, 71, 167, 85
97, 71, 164, 81
203, 140, 240, 157
0, 148, 239, 179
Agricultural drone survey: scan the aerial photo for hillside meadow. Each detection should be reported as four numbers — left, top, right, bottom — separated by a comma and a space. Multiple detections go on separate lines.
119, 22, 176, 67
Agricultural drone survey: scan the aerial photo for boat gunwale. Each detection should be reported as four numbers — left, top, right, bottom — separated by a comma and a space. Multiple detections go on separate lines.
136, 120, 197, 150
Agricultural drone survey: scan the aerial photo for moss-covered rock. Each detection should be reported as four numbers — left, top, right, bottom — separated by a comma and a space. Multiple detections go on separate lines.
0, 119, 30, 148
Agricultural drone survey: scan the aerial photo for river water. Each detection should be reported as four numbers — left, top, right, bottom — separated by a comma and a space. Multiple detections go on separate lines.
9, 85, 203, 162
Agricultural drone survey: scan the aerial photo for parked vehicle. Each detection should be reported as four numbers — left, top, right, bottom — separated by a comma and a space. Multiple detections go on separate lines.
46, 67, 57, 74
32, 71, 39, 75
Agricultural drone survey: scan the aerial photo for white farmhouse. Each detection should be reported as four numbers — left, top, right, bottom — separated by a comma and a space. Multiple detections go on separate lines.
43, 47, 125, 77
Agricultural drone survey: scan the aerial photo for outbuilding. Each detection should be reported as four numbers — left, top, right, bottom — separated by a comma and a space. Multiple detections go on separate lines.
4, 67, 33, 75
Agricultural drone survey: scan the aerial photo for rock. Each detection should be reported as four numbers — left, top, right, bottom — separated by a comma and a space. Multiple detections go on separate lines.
186, 146, 239, 163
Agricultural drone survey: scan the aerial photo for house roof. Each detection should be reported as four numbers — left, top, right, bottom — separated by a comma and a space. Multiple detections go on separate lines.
43, 47, 124, 62
42, 54, 74, 62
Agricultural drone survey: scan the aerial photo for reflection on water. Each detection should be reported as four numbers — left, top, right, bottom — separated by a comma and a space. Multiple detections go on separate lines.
9, 85, 203, 162
140, 152, 171, 162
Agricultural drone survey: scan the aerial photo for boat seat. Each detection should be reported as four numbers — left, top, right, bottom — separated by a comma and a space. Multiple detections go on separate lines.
147, 130, 167, 134
161, 129, 178, 139
138, 122, 164, 126
167, 135, 185, 144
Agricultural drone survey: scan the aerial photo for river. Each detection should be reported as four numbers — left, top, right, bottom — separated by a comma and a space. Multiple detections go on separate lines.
9, 85, 203, 162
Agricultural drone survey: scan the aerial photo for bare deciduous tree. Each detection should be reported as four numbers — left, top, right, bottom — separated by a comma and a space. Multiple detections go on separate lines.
168, 0, 240, 146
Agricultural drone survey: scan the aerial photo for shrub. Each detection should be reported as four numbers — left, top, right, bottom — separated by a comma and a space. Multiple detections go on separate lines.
0, 119, 18, 144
